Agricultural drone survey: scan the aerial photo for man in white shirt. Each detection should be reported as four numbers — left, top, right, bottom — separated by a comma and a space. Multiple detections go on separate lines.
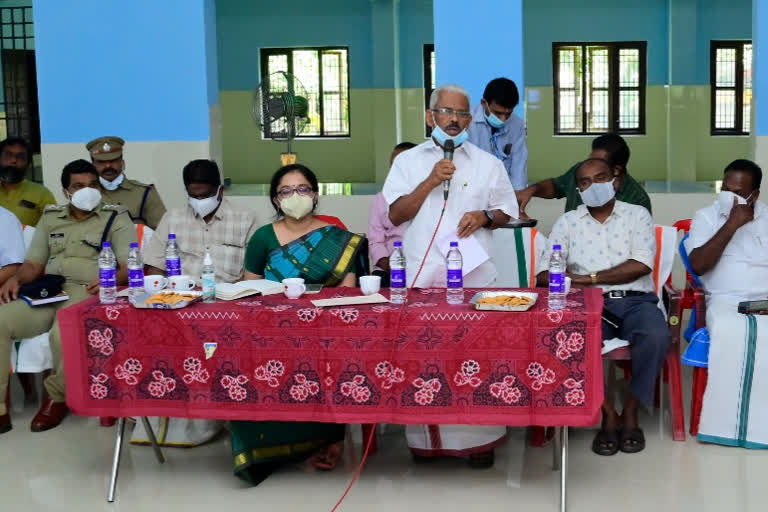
382, 84, 518, 468
537, 158, 670, 456
0, 205, 24, 289
686, 159, 768, 448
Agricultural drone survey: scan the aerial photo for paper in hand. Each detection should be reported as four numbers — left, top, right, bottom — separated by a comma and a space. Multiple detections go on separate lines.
436, 233, 489, 275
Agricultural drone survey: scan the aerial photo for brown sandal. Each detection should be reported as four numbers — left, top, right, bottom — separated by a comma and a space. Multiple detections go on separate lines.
310, 441, 344, 470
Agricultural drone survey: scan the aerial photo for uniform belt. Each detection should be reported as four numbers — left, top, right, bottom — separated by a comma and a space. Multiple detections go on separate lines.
603, 290, 647, 299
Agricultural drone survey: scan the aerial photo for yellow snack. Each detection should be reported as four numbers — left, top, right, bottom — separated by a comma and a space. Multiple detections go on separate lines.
477, 295, 532, 307
145, 292, 198, 305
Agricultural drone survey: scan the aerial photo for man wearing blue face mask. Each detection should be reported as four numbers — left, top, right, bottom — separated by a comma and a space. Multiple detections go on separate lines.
536, 158, 670, 457
467, 78, 528, 190
686, 160, 768, 449
383, 84, 519, 468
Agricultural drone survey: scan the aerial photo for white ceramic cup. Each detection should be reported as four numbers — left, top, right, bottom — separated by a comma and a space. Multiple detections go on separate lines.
283, 278, 306, 299
565, 276, 572, 294
169, 275, 196, 291
144, 275, 168, 294
359, 275, 382, 296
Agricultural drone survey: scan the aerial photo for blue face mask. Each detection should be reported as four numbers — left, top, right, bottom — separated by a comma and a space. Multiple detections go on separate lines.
484, 108, 507, 129
431, 124, 469, 148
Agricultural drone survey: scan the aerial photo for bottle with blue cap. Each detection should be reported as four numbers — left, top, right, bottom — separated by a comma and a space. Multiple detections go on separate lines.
446, 241, 464, 304
165, 233, 182, 276
99, 241, 117, 304
548, 244, 566, 310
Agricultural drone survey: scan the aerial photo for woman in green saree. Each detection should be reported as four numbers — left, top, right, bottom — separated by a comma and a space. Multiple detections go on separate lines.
233, 164, 364, 485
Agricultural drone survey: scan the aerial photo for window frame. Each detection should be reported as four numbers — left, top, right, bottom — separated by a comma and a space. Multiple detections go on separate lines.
710, 40, 751, 136
423, 43, 435, 137
259, 46, 351, 139
552, 41, 647, 136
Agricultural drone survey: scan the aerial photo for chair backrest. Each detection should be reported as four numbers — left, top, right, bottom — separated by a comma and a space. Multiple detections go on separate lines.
315, 215, 348, 230
492, 227, 546, 288
653, 225, 677, 300
21, 224, 35, 250
135, 224, 154, 250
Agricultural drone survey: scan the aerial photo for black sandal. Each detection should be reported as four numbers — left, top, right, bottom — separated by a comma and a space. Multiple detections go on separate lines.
591, 429, 620, 456
619, 427, 645, 454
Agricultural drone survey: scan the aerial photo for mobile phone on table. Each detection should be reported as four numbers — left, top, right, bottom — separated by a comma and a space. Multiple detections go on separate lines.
305, 284, 324, 294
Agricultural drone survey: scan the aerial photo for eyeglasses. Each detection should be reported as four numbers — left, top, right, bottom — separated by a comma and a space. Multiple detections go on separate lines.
277, 184, 313, 199
431, 107, 472, 119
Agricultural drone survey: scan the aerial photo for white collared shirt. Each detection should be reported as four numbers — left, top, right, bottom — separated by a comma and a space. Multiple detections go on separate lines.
382, 139, 519, 288
686, 200, 768, 302
538, 200, 656, 293
0, 205, 24, 268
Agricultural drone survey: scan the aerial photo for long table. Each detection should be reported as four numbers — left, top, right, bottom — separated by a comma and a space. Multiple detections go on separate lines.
59, 287, 604, 510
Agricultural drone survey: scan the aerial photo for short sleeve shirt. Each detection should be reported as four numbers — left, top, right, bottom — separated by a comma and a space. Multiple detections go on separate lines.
0, 179, 57, 227
537, 200, 656, 293
0, 205, 25, 267
27, 203, 137, 285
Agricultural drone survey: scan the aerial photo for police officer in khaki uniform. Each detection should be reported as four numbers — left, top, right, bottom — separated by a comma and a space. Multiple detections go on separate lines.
87, 136, 166, 229
0, 159, 136, 434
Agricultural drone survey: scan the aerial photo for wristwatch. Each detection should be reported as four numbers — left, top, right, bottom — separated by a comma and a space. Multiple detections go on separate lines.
590, 272, 598, 285
483, 210, 494, 227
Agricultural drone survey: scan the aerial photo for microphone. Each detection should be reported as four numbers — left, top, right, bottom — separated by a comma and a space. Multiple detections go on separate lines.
442, 139, 455, 201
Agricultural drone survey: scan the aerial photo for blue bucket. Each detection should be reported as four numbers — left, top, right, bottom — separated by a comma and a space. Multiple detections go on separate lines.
681, 327, 709, 368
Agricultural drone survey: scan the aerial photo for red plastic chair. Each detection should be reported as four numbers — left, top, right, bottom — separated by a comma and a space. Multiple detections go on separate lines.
673, 219, 708, 436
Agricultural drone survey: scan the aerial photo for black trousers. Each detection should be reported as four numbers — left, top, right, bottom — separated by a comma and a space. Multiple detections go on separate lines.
602, 293, 672, 408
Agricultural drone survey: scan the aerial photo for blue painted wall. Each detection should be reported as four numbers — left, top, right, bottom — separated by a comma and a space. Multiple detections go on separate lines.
33, 0, 213, 143
524, 0, 669, 87
215, 0, 432, 91
755, 0, 768, 136
695, 0, 752, 85
205, 0, 220, 106
434, 0, 523, 110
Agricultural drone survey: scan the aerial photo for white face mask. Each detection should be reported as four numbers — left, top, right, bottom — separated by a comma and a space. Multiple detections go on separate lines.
99, 172, 125, 191
280, 193, 314, 220
188, 187, 221, 218
578, 179, 616, 208
717, 190, 752, 215
68, 187, 102, 212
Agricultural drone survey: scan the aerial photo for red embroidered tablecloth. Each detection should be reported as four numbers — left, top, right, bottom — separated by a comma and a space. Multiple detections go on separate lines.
58, 288, 604, 426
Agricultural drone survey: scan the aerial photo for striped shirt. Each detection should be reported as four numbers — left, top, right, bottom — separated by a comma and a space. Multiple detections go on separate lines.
552, 163, 652, 214
143, 197, 260, 283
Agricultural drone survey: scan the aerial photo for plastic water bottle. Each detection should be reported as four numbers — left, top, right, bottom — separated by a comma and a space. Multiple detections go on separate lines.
127, 242, 144, 303
166, 233, 182, 276
446, 241, 464, 304
390, 241, 407, 304
548, 244, 566, 310
98, 241, 117, 304
201, 248, 216, 303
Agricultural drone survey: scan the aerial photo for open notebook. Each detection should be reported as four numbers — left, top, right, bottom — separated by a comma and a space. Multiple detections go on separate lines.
215, 280, 283, 301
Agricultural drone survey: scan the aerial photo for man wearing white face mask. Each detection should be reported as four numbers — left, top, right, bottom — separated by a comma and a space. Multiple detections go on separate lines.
467, 78, 528, 189
139, 159, 259, 447
87, 136, 166, 229
537, 158, 671, 456
0, 159, 136, 433
686, 159, 768, 449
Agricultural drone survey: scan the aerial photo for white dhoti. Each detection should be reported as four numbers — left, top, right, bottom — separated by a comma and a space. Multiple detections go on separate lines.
131, 418, 223, 447
698, 297, 768, 448
406, 425, 507, 457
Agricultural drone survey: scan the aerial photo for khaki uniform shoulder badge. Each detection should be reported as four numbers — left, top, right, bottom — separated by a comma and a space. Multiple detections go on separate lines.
44, 204, 66, 212
102, 204, 128, 213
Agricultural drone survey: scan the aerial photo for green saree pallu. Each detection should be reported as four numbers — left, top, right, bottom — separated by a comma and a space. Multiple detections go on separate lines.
231, 225, 364, 485
264, 225, 367, 285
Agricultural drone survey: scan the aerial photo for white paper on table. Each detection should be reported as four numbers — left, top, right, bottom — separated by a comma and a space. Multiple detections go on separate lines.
436, 233, 489, 276
311, 294, 389, 307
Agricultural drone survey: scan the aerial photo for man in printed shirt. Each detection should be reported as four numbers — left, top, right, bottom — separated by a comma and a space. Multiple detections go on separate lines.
536, 158, 670, 457
138, 159, 259, 447
367, 142, 413, 287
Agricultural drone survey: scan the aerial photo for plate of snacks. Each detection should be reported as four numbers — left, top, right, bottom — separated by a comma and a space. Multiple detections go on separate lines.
133, 290, 203, 310
469, 291, 538, 312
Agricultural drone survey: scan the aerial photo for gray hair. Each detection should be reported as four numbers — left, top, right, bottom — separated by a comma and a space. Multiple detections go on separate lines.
429, 84, 471, 110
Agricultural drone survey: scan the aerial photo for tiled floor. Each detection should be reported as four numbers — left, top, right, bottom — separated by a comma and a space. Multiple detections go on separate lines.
3, 379, 767, 512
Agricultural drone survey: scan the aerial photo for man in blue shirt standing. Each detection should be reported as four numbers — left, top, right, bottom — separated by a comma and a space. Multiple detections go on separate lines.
467, 78, 528, 190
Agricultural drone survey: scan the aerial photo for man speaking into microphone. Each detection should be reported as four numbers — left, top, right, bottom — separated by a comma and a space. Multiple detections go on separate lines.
382, 84, 519, 467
